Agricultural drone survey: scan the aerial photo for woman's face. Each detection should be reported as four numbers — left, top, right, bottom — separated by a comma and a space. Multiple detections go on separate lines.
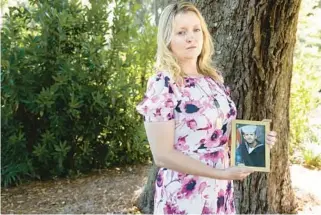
170, 11, 203, 62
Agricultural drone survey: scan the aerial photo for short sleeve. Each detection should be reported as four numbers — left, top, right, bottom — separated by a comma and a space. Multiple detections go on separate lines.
136, 71, 178, 122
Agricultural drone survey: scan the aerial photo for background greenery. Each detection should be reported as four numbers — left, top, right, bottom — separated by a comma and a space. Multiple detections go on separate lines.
1, 0, 156, 187
290, 0, 321, 168
1, 0, 320, 187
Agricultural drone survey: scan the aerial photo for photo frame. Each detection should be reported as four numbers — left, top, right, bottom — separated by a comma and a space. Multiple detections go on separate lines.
231, 120, 271, 172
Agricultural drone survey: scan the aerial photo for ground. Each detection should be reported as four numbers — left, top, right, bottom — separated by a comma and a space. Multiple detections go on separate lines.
1, 163, 321, 214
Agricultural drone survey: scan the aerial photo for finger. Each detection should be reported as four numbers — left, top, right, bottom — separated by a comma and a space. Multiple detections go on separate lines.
266, 136, 277, 143
267, 133, 277, 140
267, 138, 277, 145
267, 131, 277, 137
262, 119, 272, 123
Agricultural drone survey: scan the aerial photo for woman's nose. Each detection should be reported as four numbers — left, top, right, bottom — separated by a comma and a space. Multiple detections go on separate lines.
185, 32, 195, 42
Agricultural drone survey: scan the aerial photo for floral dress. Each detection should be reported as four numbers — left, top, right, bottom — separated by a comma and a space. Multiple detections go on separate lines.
136, 71, 237, 214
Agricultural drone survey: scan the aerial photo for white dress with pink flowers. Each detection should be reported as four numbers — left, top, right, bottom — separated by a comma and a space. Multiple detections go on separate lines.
136, 71, 237, 214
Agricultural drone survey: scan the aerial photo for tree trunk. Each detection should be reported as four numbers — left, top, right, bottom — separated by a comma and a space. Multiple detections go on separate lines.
135, 163, 159, 214
136, 0, 301, 213
194, 0, 301, 213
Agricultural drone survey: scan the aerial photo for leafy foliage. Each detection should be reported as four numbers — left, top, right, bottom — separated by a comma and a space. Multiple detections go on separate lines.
290, 0, 321, 168
1, 0, 156, 186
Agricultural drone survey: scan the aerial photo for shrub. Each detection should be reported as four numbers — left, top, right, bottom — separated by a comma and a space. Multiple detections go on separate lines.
1, 0, 156, 186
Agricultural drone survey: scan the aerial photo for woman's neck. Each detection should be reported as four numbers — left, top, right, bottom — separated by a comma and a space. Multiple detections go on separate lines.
179, 60, 200, 76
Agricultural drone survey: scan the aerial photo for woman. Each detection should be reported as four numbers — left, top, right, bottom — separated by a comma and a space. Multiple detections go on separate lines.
136, 2, 277, 214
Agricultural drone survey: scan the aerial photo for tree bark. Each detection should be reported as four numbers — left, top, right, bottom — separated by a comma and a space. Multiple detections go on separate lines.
194, 0, 301, 213
135, 163, 158, 214
136, 0, 301, 213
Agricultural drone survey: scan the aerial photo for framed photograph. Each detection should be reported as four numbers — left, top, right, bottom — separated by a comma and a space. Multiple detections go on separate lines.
231, 120, 271, 172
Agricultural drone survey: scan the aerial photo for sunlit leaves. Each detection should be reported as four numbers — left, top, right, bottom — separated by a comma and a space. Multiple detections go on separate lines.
1, 0, 155, 186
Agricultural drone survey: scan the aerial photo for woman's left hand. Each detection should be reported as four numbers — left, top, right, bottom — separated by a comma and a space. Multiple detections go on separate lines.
266, 131, 277, 149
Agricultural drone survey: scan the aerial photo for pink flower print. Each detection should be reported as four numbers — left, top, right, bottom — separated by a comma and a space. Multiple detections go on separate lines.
197, 123, 212, 133
226, 181, 232, 195
216, 189, 225, 214
154, 108, 162, 117
156, 73, 162, 81
195, 138, 207, 152
178, 177, 198, 199
218, 188, 225, 196
165, 98, 175, 108
205, 129, 222, 147
177, 172, 187, 181
156, 170, 164, 187
202, 204, 213, 214
142, 105, 148, 114
219, 135, 228, 146
227, 107, 236, 118
200, 151, 224, 164
184, 77, 197, 88
187, 119, 197, 130
200, 100, 212, 114
225, 86, 231, 96
167, 112, 174, 120
163, 91, 174, 99
163, 202, 186, 214
197, 138, 206, 147
151, 95, 160, 103
197, 117, 213, 132
198, 181, 207, 194
209, 80, 216, 92
177, 135, 187, 144
230, 199, 235, 212
142, 95, 148, 100
212, 129, 222, 140
176, 135, 189, 151
182, 89, 191, 97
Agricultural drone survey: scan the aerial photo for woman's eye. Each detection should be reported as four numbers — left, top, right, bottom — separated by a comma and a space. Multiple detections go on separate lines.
178, 31, 186, 35
194, 29, 201, 32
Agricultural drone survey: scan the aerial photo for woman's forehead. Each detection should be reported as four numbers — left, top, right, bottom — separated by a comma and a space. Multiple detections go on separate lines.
173, 11, 201, 28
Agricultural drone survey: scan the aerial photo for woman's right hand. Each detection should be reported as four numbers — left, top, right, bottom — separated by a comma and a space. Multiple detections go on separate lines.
222, 166, 255, 180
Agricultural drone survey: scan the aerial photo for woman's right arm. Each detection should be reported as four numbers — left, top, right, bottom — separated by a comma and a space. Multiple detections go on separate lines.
144, 120, 253, 180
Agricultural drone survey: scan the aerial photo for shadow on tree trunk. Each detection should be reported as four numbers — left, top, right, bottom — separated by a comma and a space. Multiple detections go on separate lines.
134, 164, 159, 214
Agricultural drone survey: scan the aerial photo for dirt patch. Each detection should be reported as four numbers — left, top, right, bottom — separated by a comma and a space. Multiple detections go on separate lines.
1, 164, 148, 214
291, 164, 321, 214
1, 163, 321, 214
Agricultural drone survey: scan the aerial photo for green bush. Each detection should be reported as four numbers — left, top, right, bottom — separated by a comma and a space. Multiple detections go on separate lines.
303, 149, 321, 169
290, 58, 320, 146
1, 0, 156, 187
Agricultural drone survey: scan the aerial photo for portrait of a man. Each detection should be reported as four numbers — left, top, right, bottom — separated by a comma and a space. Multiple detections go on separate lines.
235, 125, 266, 167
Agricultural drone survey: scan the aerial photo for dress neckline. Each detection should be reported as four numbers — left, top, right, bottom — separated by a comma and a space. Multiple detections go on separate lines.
184, 75, 206, 79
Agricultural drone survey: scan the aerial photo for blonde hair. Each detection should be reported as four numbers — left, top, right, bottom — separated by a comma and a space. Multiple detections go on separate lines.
155, 2, 223, 84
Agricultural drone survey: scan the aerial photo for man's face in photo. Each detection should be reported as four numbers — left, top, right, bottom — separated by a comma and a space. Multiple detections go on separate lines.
243, 133, 256, 144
